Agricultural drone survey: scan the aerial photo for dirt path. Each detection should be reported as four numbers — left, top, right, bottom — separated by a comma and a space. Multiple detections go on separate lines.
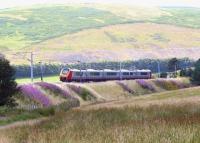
0, 117, 47, 130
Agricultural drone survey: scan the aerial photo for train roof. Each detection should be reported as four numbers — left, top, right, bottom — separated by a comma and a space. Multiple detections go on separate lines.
66, 69, 151, 72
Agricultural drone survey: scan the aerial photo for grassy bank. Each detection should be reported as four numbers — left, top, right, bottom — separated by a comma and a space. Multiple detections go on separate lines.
1, 102, 200, 143
0, 86, 200, 143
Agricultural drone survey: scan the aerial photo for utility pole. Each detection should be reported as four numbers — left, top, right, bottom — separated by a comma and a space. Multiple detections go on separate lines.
120, 62, 122, 80
175, 64, 177, 77
157, 61, 161, 78
185, 58, 188, 70
78, 61, 82, 83
30, 52, 34, 82
39, 61, 43, 82
12, 51, 35, 82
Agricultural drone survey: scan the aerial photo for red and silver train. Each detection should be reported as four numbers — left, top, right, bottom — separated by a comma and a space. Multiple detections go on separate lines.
60, 68, 152, 82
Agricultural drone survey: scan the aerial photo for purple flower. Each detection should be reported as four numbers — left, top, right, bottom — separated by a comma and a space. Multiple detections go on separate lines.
68, 85, 83, 95
170, 80, 190, 89
116, 81, 134, 94
20, 84, 52, 107
68, 84, 96, 101
36, 82, 72, 99
136, 79, 155, 91
154, 79, 190, 90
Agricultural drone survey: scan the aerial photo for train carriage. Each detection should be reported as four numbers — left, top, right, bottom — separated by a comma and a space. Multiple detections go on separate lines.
60, 68, 151, 82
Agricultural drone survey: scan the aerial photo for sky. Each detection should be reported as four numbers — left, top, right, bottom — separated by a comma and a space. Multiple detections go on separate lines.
0, 0, 200, 9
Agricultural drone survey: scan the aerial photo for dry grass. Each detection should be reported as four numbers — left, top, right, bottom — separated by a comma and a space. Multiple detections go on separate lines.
25, 23, 200, 63
86, 81, 132, 100
81, 86, 200, 110
1, 101, 200, 143
0, 86, 200, 143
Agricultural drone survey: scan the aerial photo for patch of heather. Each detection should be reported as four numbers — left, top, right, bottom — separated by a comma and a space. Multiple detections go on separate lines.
154, 79, 190, 90
170, 80, 190, 89
136, 79, 155, 91
68, 84, 96, 101
116, 81, 134, 94
68, 85, 83, 95
35, 82, 73, 99
154, 79, 177, 90
20, 84, 52, 107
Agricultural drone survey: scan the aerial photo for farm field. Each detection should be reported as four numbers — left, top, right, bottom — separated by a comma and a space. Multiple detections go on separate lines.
0, 79, 200, 143
0, 5, 200, 64
16, 75, 59, 84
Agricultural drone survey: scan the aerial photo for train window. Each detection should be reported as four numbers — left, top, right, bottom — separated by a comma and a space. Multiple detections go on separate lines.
130, 72, 136, 75
107, 72, 117, 76
123, 72, 129, 76
62, 69, 68, 74
75, 72, 83, 76
141, 72, 148, 75
90, 72, 100, 76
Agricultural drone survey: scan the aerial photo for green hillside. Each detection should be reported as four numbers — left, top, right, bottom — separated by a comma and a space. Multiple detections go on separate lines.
0, 5, 128, 50
0, 5, 200, 64
152, 7, 200, 29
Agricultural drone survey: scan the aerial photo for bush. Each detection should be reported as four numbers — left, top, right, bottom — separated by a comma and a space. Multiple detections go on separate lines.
0, 57, 18, 106
191, 59, 200, 85
35, 107, 55, 116
180, 68, 193, 77
160, 72, 168, 78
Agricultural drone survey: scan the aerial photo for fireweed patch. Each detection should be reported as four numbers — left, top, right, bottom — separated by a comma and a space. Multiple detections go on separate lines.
154, 79, 190, 90
20, 84, 52, 107
116, 81, 135, 94
35, 82, 73, 99
136, 79, 155, 91
68, 84, 96, 101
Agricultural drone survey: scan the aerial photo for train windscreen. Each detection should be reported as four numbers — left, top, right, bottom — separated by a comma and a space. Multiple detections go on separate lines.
62, 69, 69, 74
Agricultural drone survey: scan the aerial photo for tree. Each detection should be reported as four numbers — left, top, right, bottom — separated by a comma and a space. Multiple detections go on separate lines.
0, 56, 18, 106
191, 59, 200, 85
168, 58, 179, 72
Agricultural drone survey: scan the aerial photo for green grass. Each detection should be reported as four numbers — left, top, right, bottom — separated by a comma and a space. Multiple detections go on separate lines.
152, 7, 200, 29
1, 6, 200, 64
0, 107, 55, 126
16, 75, 59, 84
0, 5, 128, 51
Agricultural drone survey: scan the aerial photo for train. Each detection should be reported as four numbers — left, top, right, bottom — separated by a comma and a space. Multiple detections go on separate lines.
60, 68, 152, 82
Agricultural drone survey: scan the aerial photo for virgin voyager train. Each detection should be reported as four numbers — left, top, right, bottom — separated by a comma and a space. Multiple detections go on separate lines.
60, 68, 152, 82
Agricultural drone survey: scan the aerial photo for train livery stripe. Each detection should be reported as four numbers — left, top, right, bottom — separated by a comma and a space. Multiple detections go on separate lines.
67, 71, 73, 81
60, 68, 152, 82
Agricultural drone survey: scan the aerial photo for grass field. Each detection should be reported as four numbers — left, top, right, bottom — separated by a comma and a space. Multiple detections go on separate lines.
0, 86, 200, 143
16, 75, 59, 84
27, 23, 200, 63
0, 78, 191, 126
0, 5, 127, 51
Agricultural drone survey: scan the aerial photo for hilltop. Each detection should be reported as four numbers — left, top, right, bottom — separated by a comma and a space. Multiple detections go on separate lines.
1, 5, 200, 64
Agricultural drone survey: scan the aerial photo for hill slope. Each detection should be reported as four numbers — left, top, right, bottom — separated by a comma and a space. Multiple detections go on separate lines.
1, 5, 200, 64
16, 78, 191, 107
29, 23, 200, 62
1, 84, 200, 143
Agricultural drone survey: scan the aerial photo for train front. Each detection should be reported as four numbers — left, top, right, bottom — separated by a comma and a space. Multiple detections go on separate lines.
60, 68, 72, 82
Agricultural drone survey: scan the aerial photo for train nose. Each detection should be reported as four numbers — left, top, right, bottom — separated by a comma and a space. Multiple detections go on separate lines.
66, 71, 73, 81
